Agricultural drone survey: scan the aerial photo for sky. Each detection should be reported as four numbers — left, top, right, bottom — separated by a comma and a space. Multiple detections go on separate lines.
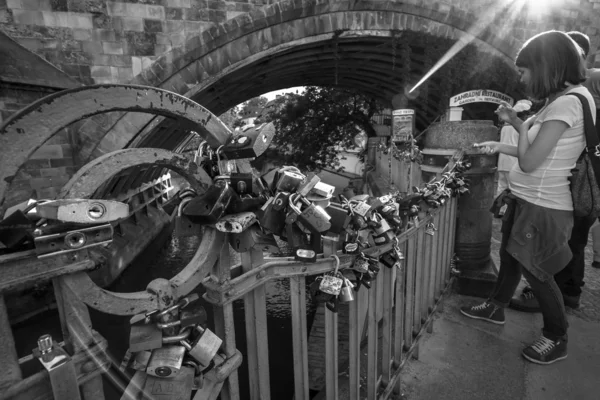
261, 86, 305, 101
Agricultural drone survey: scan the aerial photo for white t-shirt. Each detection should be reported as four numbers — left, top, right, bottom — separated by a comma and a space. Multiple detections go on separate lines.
508, 86, 594, 210
498, 124, 519, 172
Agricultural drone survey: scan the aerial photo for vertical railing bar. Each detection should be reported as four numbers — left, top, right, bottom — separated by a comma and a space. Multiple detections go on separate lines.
349, 297, 361, 400
0, 296, 21, 393
213, 240, 240, 400
325, 306, 338, 400
421, 217, 434, 319
441, 202, 451, 290
53, 277, 105, 399
380, 262, 395, 387
241, 249, 270, 400
412, 226, 425, 336
367, 277, 378, 400
392, 240, 406, 396
403, 235, 417, 351
449, 197, 458, 281
431, 210, 442, 305
290, 276, 309, 400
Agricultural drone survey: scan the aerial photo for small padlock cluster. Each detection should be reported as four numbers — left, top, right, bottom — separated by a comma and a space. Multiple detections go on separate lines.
376, 138, 423, 163
123, 293, 223, 393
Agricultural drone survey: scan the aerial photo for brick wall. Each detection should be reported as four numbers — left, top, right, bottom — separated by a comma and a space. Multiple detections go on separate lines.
0, 0, 266, 85
0, 83, 77, 206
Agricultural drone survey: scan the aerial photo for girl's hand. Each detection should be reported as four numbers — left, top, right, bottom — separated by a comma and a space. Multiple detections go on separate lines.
494, 101, 517, 124
473, 141, 501, 154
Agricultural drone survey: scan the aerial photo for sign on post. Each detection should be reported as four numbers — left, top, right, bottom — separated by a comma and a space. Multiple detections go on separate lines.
392, 109, 414, 143
449, 90, 514, 107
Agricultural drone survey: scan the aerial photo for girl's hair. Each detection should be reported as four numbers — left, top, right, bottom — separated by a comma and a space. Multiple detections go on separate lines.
515, 30, 586, 99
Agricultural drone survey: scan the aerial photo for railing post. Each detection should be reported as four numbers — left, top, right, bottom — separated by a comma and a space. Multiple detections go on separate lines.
324, 305, 338, 400
348, 298, 361, 399
241, 248, 270, 400
0, 296, 21, 393
213, 239, 240, 400
53, 277, 105, 400
290, 275, 309, 400
366, 276, 379, 400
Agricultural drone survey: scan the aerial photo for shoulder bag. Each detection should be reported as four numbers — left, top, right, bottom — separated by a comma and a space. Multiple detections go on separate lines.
566, 92, 600, 218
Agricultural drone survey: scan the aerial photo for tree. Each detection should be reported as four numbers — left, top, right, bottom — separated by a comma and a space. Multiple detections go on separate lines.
258, 86, 384, 172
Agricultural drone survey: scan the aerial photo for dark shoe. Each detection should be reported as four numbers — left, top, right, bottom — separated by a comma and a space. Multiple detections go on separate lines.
509, 288, 540, 312
592, 261, 600, 269
460, 302, 505, 325
522, 336, 567, 365
562, 294, 580, 309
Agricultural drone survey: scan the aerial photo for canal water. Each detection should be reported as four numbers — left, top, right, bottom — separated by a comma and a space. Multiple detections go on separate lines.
12, 227, 319, 399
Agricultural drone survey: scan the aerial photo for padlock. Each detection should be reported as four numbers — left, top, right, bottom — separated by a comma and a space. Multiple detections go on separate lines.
215, 211, 257, 233
229, 224, 279, 253
146, 345, 187, 377
342, 233, 360, 254
230, 172, 253, 195
180, 326, 222, 369
182, 177, 238, 224
276, 170, 306, 193
221, 122, 275, 159
215, 146, 237, 176
257, 193, 289, 235
296, 173, 321, 197
339, 279, 355, 302
325, 202, 351, 234
309, 231, 323, 254
288, 194, 331, 234
325, 296, 339, 313
310, 181, 335, 198
352, 253, 370, 273
143, 364, 195, 400
284, 221, 308, 250
295, 248, 317, 262
425, 222, 437, 236
261, 168, 280, 192
131, 349, 152, 371
379, 252, 397, 269
174, 197, 199, 237
319, 255, 343, 295
129, 321, 163, 352
179, 302, 208, 330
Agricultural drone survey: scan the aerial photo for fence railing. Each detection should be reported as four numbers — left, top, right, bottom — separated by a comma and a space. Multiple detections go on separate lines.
203, 193, 458, 399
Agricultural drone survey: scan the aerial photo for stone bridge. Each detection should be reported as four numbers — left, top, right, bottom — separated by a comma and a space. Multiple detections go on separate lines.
1, 0, 599, 211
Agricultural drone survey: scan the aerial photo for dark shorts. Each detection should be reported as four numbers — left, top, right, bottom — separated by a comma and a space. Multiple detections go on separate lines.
497, 192, 574, 281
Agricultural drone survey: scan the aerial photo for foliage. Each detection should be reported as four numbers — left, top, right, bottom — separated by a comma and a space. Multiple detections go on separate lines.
257, 86, 385, 172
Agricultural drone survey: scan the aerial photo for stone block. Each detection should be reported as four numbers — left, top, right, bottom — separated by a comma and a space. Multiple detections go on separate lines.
72, 28, 92, 41
21, 0, 51, 10
102, 41, 124, 55
30, 177, 53, 191
146, 5, 165, 20
30, 145, 64, 160
118, 67, 133, 82
92, 13, 112, 29
106, 1, 128, 17
36, 186, 58, 199
163, 19, 183, 33
17, 37, 42, 51
110, 66, 119, 81
50, 158, 75, 168
91, 53, 112, 66
165, 0, 190, 7
110, 54, 132, 67
91, 28, 116, 42
124, 31, 156, 56
121, 16, 143, 32
144, 19, 162, 33
82, 40, 103, 54
7, 0, 22, 9
131, 56, 142, 76
165, 7, 183, 20
12, 9, 44, 25
40, 166, 67, 178
90, 65, 111, 78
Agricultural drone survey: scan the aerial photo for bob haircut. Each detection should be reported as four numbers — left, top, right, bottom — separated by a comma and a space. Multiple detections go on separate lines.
515, 30, 586, 100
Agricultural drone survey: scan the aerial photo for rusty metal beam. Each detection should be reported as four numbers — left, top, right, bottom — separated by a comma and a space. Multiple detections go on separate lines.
0, 84, 232, 210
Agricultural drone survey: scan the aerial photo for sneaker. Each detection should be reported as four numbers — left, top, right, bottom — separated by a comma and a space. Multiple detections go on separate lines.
460, 302, 505, 325
522, 336, 567, 365
509, 288, 540, 312
592, 261, 600, 269
562, 294, 580, 309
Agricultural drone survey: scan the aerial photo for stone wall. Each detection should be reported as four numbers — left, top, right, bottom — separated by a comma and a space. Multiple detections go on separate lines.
0, 82, 78, 207
0, 0, 266, 85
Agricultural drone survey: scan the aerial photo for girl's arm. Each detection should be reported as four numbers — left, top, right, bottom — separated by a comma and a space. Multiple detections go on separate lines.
517, 120, 568, 172
473, 141, 518, 156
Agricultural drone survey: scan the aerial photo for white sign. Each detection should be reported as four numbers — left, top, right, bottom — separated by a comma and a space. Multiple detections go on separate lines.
449, 90, 514, 107
392, 109, 414, 116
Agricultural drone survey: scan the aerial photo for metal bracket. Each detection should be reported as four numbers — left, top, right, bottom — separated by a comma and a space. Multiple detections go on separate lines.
32, 335, 82, 400
34, 224, 113, 259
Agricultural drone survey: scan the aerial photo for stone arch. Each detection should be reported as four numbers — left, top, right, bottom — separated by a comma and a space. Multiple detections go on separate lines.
86, 0, 532, 163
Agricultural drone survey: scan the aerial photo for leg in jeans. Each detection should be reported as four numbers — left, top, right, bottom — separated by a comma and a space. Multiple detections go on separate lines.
489, 218, 523, 307
522, 268, 569, 341
591, 220, 600, 263
554, 216, 596, 297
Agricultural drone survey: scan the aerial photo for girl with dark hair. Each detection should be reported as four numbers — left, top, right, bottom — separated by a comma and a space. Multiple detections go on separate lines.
460, 30, 595, 365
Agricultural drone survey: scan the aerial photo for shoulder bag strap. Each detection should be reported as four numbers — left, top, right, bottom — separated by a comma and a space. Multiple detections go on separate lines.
565, 92, 599, 151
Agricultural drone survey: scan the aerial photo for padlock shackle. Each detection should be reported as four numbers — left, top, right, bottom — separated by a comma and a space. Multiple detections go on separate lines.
177, 196, 194, 217
288, 193, 302, 215
194, 140, 208, 163
162, 327, 192, 344
330, 255, 340, 276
